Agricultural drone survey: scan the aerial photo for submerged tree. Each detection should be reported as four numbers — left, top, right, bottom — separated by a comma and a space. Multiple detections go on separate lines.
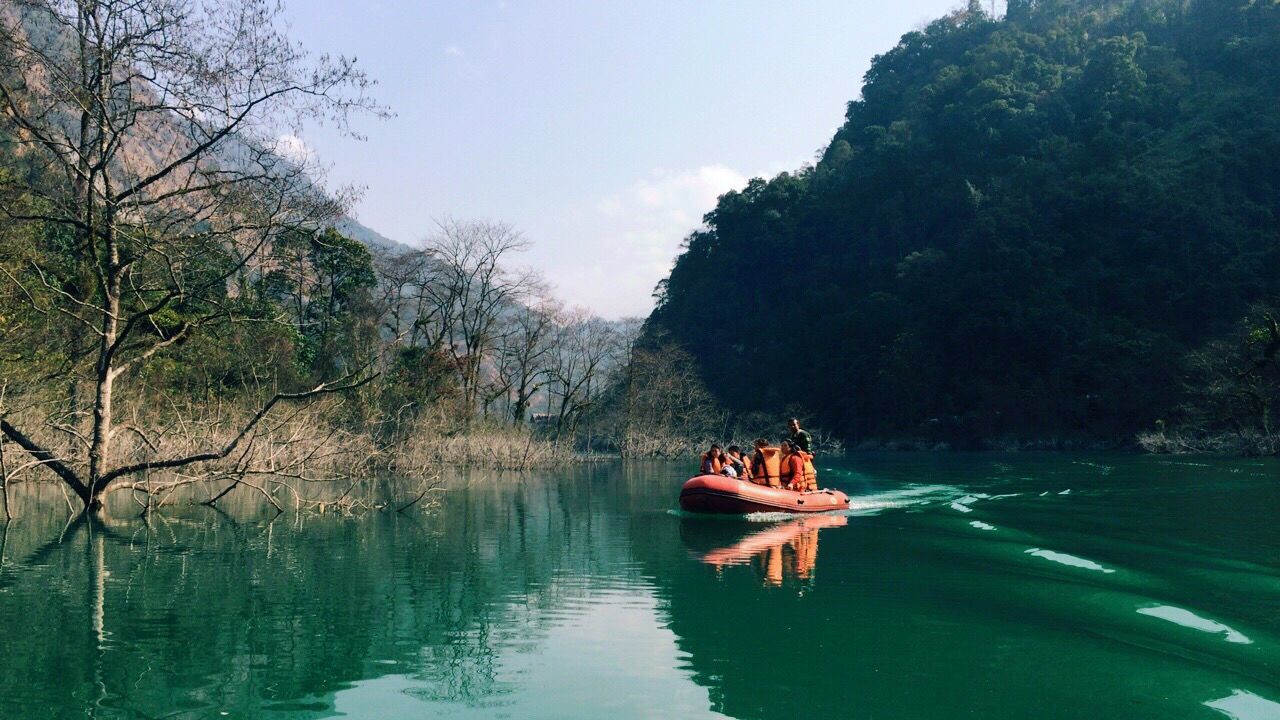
0, 0, 382, 510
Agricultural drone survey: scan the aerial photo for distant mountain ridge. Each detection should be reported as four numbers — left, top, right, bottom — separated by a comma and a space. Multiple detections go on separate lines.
0, 1, 404, 255
334, 217, 410, 252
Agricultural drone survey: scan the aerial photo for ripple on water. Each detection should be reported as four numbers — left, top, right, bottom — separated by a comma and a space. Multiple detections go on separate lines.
1205, 690, 1280, 720
1024, 548, 1116, 574
1136, 605, 1252, 645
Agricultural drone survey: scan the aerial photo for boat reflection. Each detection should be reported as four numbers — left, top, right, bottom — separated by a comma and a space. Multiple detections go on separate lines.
692, 514, 848, 587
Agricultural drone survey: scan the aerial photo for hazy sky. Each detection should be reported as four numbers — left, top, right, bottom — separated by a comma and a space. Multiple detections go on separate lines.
286, 1, 962, 318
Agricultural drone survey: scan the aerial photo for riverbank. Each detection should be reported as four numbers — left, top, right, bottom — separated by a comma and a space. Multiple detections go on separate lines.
1136, 429, 1280, 457
0, 399, 581, 516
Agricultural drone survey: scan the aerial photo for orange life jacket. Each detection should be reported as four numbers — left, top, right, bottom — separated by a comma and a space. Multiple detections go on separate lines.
751, 447, 781, 488
801, 452, 818, 491
780, 452, 806, 489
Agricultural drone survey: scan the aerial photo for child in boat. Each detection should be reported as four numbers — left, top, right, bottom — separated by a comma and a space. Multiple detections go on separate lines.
700, 445, 724, 475
723, 446, 748, 480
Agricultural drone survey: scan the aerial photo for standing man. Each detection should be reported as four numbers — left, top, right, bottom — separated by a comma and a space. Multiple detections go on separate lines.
788, 418, 813, 456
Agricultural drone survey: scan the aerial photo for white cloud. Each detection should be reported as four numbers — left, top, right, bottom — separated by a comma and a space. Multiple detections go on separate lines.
612, 165, 747, 274
545, 165, 750, 318
270, 133, 315, 166
442, 44, 465, 57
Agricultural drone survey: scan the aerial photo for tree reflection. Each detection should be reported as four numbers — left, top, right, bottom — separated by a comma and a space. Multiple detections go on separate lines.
0, 467, 637, 719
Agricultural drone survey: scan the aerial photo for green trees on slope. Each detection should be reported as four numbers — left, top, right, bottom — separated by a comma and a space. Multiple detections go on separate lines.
649, 0, 1280, 448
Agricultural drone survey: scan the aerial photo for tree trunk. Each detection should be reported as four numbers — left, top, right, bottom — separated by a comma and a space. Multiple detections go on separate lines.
86, 257, 121, 511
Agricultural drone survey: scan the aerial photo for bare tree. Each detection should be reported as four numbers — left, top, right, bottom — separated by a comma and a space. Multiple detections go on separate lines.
420, 218, 537, 416
546, 309, 619, 445
0, 0, 382, 511
496, 295, 559, 425
587, 325, 724, 458
371, 247, 433, 349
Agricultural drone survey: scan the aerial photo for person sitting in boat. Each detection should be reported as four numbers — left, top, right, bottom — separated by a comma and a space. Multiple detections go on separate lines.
779, 440, 808, 491
724, 446, 749, 480
750, 438, 782, 488
700, 445, 724, 475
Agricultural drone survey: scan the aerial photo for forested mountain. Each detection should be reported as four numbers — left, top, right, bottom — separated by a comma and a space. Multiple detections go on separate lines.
648, 0, 1280, 448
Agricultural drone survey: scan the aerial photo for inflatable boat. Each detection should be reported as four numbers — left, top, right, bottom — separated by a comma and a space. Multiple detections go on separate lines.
679, 474, 850, 514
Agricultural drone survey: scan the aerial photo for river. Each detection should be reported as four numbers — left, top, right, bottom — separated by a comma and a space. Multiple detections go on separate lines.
0, 454, 1276, 719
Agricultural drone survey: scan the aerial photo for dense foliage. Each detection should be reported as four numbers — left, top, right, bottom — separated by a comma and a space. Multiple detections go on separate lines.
649, 0, 1280, 447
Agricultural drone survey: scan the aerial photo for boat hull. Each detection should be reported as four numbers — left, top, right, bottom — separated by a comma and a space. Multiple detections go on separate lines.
678, 475, 850, 514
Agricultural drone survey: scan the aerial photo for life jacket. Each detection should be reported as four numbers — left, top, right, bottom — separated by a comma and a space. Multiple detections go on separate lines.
700, 453, 723, 476
751, 447, 781, 488
801, 452, 818, 491
780, 452, 806, 489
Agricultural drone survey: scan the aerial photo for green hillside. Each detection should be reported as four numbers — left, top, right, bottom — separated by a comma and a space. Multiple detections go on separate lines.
648, 0, 1280, 448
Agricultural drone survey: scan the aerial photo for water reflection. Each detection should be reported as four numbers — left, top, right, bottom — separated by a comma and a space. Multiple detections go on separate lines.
0, 456, 1277, 720
690, 515, 847, 587
0, 468, 674, 719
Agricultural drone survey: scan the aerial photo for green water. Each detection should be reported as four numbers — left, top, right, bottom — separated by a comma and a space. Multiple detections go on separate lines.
0, 455, 1277, 719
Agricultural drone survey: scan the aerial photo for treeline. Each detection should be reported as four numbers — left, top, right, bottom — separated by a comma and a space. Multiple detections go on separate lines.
648, 0, 1280, 452
0, 0, 729, 515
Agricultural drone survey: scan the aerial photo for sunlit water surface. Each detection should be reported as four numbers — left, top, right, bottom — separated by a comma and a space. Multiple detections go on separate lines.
0, 454, 1276, 719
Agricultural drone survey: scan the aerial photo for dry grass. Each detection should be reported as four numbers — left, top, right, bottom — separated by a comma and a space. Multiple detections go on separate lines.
388, 416, 573, 472
1137, 429, 1280, 456
0, 393, 441, 516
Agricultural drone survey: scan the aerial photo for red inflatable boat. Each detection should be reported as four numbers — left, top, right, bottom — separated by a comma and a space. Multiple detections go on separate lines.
679, 475, 850, 514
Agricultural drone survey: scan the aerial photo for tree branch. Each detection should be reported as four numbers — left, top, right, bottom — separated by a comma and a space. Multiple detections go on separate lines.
96, 372, 378, 487
0, 418, 91, 503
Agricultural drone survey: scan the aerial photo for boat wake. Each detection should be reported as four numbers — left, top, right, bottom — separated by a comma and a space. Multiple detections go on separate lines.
669, 483, 967, 521
741, 483, 965, 522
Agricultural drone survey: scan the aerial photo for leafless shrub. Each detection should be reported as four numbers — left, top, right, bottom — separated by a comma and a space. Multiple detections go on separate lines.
391, 414, 573, 472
